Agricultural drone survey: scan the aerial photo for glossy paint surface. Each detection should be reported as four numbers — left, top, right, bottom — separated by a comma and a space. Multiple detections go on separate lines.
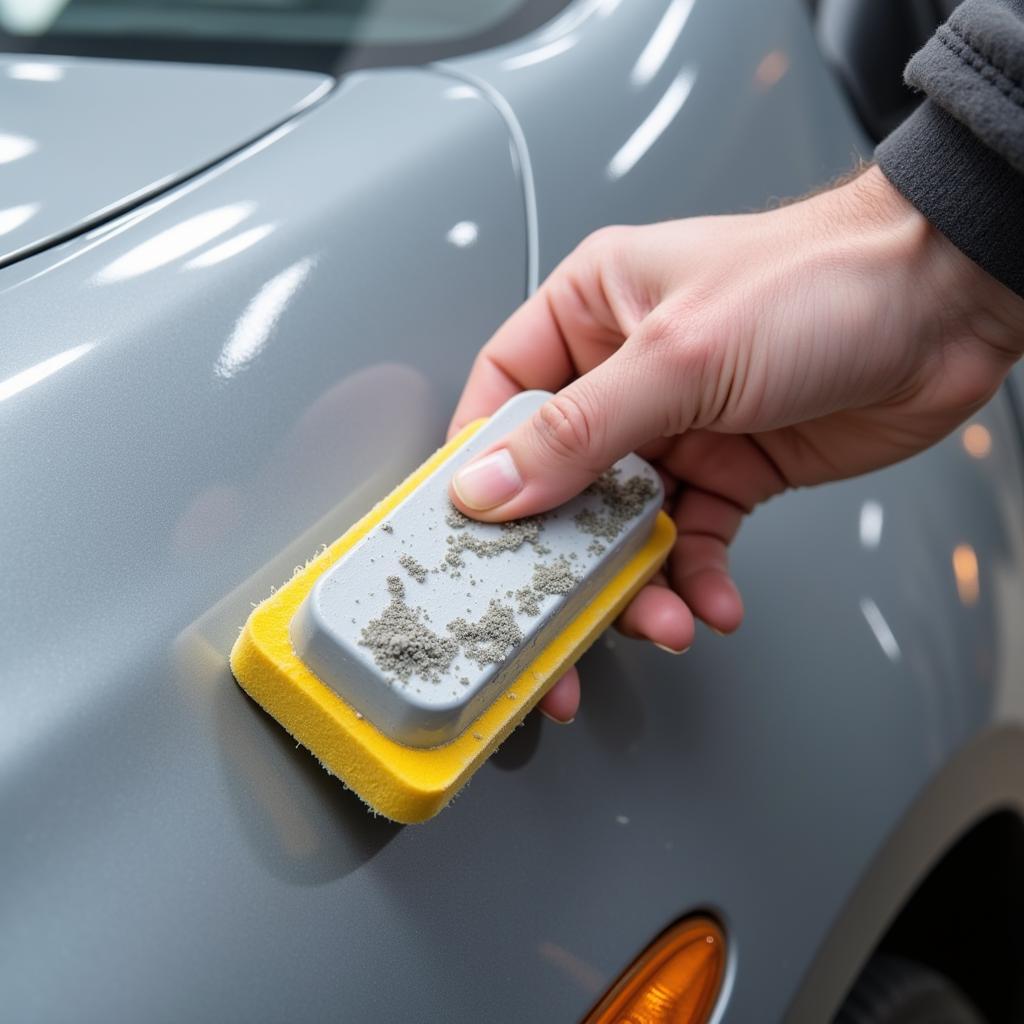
0, 55, 330, 265
3, 2, 1024, 1022
446, 0, 867, 277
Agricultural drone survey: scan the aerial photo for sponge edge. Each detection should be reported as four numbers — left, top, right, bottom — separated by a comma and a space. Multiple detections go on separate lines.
230, 419, 677, 824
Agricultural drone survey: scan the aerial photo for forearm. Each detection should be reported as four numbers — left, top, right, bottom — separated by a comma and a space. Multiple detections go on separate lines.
876, 0, 1024, 297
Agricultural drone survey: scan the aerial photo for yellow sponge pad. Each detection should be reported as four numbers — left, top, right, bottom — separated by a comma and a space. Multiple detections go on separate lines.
230, 420, 676, 824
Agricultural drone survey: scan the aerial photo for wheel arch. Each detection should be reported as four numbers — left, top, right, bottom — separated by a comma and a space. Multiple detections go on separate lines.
785, 725, 1024, 1022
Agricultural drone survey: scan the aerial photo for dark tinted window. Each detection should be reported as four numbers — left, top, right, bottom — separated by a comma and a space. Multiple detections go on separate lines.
0, 0, 570, 72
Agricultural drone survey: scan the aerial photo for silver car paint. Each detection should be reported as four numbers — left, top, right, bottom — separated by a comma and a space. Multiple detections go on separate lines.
0, 55, 330, 266
2, 2, 1023, 1023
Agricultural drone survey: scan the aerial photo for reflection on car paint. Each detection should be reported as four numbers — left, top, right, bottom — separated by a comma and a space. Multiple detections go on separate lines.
500, 34, 578, 72
446, 220, 479, 247
860, 596, 902, 662
952, 544, 980, 607
630, 0, 695, 87
0, 132, 36, 163
754, 49, 790, 90
95, 202, 255, 283
0, 341, 94, 404
859, 500, 884, 550
0, 202, 39, 236
185, 222, 276, 270
7, 61, 64, 81
962, 423, 992, 458
607, 68, 696, 179
215, 256, 316, 380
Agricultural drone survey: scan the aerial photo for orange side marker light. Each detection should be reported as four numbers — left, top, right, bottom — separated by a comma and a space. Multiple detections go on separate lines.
584, 917, 726, 1024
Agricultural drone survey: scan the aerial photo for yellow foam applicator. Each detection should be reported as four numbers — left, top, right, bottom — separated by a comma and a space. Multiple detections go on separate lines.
231, 415, 676, 824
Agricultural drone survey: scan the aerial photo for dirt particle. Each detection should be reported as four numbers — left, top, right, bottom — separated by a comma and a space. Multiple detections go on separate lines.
381, 522, 393, 534
399, 553, 427, 583
532, 556, 580, 596
358, 575, 458, 682
515, 585, 541, 617
446, 515, 543, 566
448, 599, 523, 667
445, 505, 471, 530
574, 468, 658, 541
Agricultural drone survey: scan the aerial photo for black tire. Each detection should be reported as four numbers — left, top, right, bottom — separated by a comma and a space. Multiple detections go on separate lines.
834, 954, 986, 1024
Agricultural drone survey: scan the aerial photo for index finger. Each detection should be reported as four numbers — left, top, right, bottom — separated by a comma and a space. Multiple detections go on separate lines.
447, 287, 574, 440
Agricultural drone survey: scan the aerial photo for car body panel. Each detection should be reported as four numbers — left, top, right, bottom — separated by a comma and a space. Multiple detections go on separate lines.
0, 54, 330, 265
443, 0, 870, 278
0, 67, 530, 1020
3, 2, 1024, 1022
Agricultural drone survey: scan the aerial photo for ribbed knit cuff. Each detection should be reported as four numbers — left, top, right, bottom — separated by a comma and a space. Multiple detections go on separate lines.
877, 99, 1024, 298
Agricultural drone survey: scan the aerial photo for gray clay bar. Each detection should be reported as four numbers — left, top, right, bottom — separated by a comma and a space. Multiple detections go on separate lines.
290, 390, 662, 748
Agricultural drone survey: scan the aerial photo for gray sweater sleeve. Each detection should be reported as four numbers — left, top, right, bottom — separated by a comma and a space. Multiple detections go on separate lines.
875, 0, 1024, 297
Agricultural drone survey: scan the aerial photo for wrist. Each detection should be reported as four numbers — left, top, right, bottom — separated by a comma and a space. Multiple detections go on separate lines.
842, 165, 1024, 360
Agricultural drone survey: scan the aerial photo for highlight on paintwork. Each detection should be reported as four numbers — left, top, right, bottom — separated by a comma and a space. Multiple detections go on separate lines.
7, 61, 63, 81
952, 544, 980, 606
754, 50, 790, 90
446, 221, 478, 248
631, 0, 695, 87
215, 256, 315, 380
607, 68, 696, 180
96, 203, 255, 283
0, 132, 36, 164
962, 423, 992, 458
500, 33, 578, 71
185, 223, 276, 270
0, 202, 39, 236
860, 597, 901, 662
858, 500, 884, 550
0, 342, 94, 404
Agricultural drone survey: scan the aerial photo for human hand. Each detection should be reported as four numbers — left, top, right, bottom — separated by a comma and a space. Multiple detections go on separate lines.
447, 166, 1024, 723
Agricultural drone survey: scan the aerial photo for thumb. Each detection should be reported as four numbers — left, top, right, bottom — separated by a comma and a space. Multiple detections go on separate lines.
448, 347, 669, 521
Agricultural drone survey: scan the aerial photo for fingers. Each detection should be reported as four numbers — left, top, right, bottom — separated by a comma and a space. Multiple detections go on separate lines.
537, 579, 695, 733
669, 479, 749, 634
447, 290, 576, 440
659, 431, 787, 514
538, 666, 580, 724
447, 233, 635, 441
449, 345, 672, 520
670, 533, 744, 634
615, 575, 694, 652
654, 431, 787, 635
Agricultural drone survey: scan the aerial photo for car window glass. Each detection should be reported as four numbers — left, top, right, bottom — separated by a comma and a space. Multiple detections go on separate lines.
0, 0, 571, 71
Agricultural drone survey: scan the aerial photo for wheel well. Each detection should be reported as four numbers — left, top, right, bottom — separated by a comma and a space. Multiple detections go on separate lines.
874, 809, 1024, 1021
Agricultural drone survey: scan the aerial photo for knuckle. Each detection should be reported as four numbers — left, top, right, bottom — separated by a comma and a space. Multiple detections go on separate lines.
533, 391, 598, 464
577, 224, 629, 263
634, 306, 688, 351
633, 300, 718, 376
627, 301, 726, 433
